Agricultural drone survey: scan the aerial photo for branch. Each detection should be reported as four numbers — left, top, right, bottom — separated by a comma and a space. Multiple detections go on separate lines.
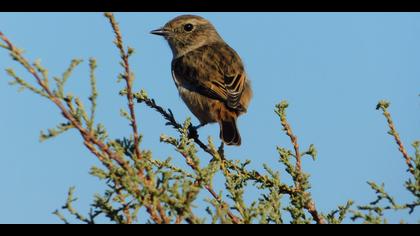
376, 101, 415, 175
0, 31, 131, 171
276, 101, 325, 224
104, 12, 142, 162
276, 101, 302, 186
140, 93, 242, 224
1, 30, 163, 224
135, 92, 212, 154
205, 185, 241, 224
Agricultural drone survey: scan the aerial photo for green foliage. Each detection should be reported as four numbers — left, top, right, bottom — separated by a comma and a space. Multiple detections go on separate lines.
347, 102, 420, 224
1, 14, 419, 224
39, 122, 73, 142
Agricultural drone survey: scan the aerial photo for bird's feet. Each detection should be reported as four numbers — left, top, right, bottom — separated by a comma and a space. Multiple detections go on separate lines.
188, 123, 207, 140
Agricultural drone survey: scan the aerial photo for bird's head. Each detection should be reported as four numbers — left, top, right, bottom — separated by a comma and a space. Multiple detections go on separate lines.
151, 15, 223, 58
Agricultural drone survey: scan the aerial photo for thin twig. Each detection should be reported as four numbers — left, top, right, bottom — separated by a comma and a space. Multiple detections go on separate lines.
104, 13, 142, 162
377, 101, 415, 175
116, 192, 132, 224
205, 185, 242, 224
157, 202, 171, 224
104, 13, 170, 224
0, 31, 131, 171
280, 112, 302, 184
305, 196, 325, 224
138, 96, 211, 154
1, 30, 167, 224
276, 101, 325, 224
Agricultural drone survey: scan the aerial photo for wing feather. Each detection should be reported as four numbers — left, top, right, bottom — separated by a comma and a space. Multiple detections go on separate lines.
171, 43, 246, 111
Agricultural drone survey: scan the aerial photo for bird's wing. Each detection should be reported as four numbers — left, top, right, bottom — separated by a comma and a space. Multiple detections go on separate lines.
223, 72, 246, 110
171, 44, 246, 111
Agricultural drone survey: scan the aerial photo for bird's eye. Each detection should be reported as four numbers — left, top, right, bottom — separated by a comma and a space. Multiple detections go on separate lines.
183, 23, 194, 32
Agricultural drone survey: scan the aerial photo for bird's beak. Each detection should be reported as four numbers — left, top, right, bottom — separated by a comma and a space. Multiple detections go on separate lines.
150, 27, 170, 36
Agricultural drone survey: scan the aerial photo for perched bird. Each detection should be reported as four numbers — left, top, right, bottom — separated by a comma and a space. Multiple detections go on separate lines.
151, 15, 252, 146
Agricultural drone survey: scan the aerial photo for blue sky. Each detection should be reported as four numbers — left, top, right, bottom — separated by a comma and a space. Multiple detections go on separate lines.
0, 13, 419, 223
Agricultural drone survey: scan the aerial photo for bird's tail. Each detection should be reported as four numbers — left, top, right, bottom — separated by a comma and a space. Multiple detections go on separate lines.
219, 117, 241, 146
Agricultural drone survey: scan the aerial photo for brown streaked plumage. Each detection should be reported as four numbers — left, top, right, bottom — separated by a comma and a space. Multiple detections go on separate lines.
151, 15, 252, 146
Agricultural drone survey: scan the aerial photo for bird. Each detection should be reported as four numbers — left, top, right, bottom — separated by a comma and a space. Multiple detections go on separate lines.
151, 15, 252, 146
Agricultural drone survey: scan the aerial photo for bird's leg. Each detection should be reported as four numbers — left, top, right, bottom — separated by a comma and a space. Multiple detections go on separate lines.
217, 142, 225, 160
192, 123, 207, 130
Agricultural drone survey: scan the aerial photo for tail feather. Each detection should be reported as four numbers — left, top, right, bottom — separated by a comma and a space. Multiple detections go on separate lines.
220, 119, 241, 146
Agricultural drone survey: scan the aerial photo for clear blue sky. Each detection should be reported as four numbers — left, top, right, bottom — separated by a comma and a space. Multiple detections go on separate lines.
0, 13, 419, 224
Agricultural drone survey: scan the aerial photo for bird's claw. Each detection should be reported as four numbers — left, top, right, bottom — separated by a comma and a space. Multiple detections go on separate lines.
187, 123, 206, 140
188, 125, 199, 140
